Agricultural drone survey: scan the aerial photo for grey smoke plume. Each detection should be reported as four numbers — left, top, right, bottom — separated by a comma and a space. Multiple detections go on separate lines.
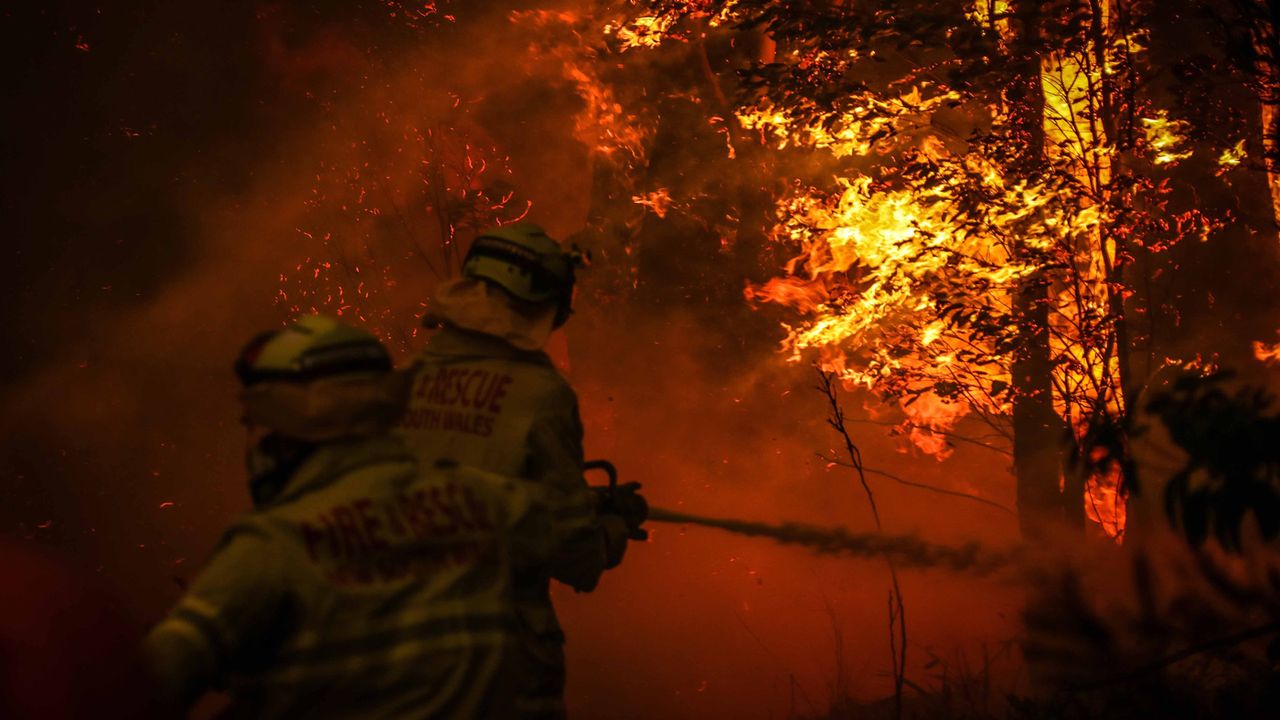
648, 507, 1021, 575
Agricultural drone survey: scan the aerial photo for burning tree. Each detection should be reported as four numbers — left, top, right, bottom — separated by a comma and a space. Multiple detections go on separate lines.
264, 1, 1279, 546
595, 0, 1245, 541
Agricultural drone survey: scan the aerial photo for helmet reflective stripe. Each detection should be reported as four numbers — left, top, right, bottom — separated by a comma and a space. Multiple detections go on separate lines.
235, 315, 391, 386
462, 223, 579, 327
465, 236, 566, 299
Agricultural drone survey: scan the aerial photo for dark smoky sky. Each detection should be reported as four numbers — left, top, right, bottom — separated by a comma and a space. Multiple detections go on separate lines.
0, 0, 516, 378
1, 0, 596, 567
2, 2, 283, 559
4, 2, 246, 381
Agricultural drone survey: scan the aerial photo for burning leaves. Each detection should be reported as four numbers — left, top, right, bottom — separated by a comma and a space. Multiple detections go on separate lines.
1219, 139, 1248, 170
606, 15, 677, 51
277, 0, 1260, 548
745, 165, 1039, 418
736, 86, 962, 159
1253, 334, 1280, 365
606, 0, 1253, 541
516, 9, 655, 167
1142, 111, 1195, 166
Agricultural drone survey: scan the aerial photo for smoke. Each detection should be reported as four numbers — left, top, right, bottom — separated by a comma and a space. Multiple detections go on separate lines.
1, 2, 1039, 718
0, 0, 606, 614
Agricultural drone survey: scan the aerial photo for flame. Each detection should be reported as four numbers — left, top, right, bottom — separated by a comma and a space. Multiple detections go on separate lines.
901, 392, 970, 461
736, 1, 1157, 540
517, 9, 654, 166
1141, 112, 1194, 166
607, 15, 677, 51
633, 188, 675, 218
1254, 335, 1280, 365
1042, 53, 1112, 184
967, 0, 1012, 40
604, 0, 744, 50
736, 86, 960, 159
745, 164, 1048, 425
1084, 463, 1126, 541
1219, 139, 1247, 169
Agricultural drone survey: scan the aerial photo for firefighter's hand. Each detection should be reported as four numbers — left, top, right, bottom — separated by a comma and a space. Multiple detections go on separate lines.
594, 482, 649, 541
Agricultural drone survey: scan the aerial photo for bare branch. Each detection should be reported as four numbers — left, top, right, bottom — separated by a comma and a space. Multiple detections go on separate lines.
815, 366, 907, 719
818, 454, 1016, 516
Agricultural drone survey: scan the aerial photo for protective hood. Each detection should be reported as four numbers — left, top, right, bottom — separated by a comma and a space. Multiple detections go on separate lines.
240, 371, 412, 443
423, 276, 558, 351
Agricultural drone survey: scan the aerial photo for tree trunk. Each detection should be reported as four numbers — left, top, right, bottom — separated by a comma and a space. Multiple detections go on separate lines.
1009, 1, 1068, 540
1263, 100, 1280, 235
1255, 0, 1280, 235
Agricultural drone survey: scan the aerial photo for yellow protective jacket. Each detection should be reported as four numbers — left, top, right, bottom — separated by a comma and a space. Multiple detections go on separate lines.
395, 325, 626, 717
147, 436, 562, 719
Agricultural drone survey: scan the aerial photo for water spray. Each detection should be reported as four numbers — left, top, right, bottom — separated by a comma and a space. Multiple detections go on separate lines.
646, 507, 1017, 574
586, 460, 1020, 575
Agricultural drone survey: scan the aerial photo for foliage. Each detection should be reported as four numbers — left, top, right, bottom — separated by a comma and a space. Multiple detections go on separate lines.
602, 0, 1227, 536
1196, 0, 1280, 173
1147, 371, 1280, 550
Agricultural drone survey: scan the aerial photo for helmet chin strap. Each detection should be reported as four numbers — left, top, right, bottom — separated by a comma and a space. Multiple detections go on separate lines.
246, 432, 317, 507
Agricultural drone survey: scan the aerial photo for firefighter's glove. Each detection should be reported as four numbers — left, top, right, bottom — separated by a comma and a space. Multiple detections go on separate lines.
595, 482, 649, 541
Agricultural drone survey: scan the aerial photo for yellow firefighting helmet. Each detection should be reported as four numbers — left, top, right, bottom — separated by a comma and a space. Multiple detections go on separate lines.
235, 315, 390, 386
461, 223, 583, 327
234, 315, 406, 441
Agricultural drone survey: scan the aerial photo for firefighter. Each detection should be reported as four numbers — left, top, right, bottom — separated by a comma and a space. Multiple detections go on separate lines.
397, 222, 647, 718
145, 315, 578, 718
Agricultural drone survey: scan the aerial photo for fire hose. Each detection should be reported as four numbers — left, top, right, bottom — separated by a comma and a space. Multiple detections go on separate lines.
585, 460, 1020, 575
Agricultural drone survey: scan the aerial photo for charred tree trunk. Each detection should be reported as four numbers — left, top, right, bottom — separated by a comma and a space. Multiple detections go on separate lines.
1009, 1, 1068, 539
1092, 0, 1137, 538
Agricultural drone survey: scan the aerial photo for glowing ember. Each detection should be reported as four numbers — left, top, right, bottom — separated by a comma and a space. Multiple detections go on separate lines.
382, 1, 447, 27
277, 104, 526, 354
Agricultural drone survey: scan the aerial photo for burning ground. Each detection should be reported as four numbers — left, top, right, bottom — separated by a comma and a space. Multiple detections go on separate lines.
4, 1, 1280, 718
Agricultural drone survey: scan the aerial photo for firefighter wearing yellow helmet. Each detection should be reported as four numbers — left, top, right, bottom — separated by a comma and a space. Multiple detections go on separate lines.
398, 223, 647, 718
145, 315, 582, 718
